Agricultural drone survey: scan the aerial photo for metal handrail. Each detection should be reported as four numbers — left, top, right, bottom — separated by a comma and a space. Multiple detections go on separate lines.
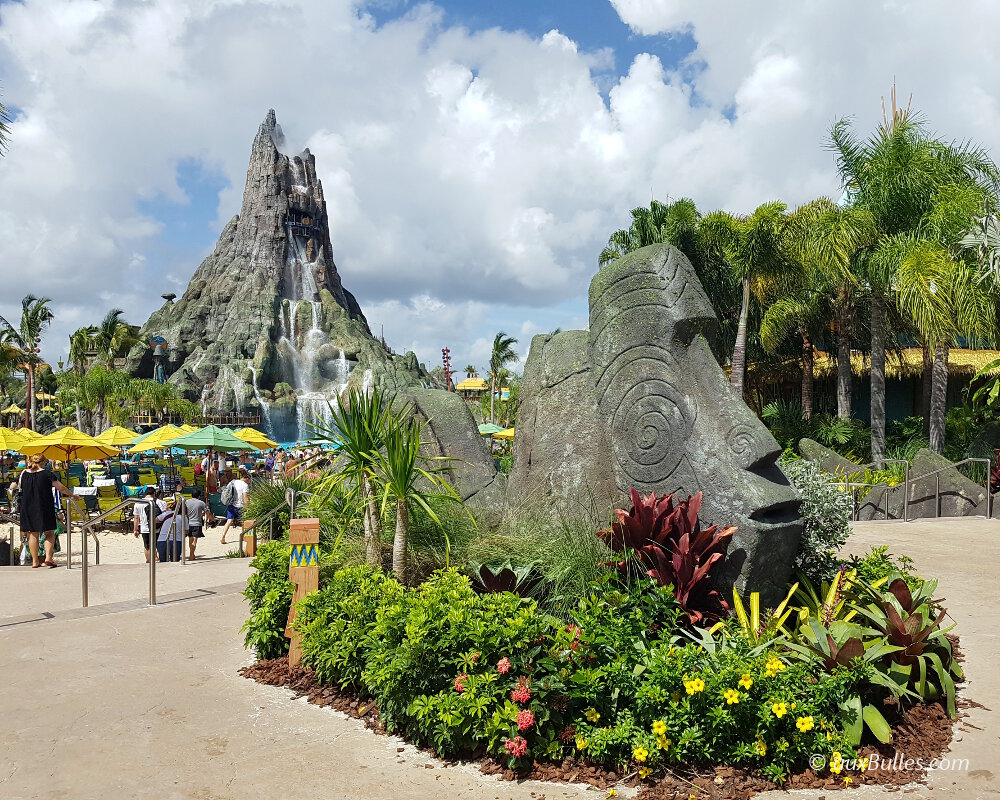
835, 456, 991, 522
78, 497, 159, 608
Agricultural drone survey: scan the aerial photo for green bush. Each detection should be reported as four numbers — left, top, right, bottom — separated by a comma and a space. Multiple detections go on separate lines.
850, 545, 920, 590
295, 565, 405, 690
241, 541, 293, 659
782, 459, 851, 585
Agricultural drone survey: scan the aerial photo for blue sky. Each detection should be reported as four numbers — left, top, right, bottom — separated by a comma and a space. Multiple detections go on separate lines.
2, 1, 999, 375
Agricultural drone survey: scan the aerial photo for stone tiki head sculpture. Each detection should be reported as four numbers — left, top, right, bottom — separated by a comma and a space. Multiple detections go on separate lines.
588, 244, 802, 601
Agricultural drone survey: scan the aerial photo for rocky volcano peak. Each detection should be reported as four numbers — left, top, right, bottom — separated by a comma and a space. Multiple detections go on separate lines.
129, 111, 426, 439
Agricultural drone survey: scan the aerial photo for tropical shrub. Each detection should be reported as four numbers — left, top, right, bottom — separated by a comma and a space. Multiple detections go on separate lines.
241, 541, 293, 659
295, 565, 405, 689
577, 642, 858, 784
850, 545, 920, 590
598, 488, 735, 624
781, 459, 852, 585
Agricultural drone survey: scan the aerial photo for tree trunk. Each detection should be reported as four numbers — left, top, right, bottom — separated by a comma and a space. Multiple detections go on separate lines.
489, 376, 496, 424
929, 343, 949, 454
801, 330, 814, 420
836, 304, 852, 419
27, 366, 35, 430
362, 474, 381, 566
921, 342, 932, 438
870, 298, 887, 466
75, 400, 83, 432
392, 497, 408, 583
730, 276, 751, 397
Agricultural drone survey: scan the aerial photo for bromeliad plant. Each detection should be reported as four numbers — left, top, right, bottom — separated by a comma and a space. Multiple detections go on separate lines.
598, 488, 736, 625
468, 561, 543, 598
851, 576, 963, 716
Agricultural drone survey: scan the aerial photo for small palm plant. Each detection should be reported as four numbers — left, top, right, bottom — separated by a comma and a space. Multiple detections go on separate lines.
373, 415, 466, 584
311, 387, 398, 566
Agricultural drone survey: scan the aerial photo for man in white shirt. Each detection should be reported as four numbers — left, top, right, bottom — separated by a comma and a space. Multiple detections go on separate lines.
219, 466, 250, 545
133, 486, 168, 563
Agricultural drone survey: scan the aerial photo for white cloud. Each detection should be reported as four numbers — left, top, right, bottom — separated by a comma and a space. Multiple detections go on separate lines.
2, 0, 1000, 375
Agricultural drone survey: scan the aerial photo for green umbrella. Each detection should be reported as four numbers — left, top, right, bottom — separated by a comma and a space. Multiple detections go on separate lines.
161, 425, 260, 452
477, 423, 504, 435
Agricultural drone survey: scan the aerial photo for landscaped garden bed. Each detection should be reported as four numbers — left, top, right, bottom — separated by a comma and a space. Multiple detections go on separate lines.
239, 389, 966, 797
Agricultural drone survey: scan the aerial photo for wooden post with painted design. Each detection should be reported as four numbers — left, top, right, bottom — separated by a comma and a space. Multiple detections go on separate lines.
284, 518, 320, 666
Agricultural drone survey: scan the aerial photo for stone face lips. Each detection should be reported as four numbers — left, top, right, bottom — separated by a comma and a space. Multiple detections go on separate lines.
128, 110, 373, 407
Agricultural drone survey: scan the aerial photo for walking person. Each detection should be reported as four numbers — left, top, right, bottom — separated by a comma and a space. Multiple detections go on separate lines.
19, 454, 74, 569
156, 499, 185, 563
218, 466, 250, 545
133, 486, 167, 563
185, 488, 215, 560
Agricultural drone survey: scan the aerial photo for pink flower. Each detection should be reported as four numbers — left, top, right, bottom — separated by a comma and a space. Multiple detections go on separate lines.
497, 657, 512, 675
470, 652, 479, 663
454, 674, 467, 693
510, 677, 532, 704
516, 709, 535, 731
504, 735, 528, 758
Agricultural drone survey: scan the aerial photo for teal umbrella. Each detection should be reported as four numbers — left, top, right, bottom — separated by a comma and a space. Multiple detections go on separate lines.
160, 425, 260, 452
477, 423, 504, 435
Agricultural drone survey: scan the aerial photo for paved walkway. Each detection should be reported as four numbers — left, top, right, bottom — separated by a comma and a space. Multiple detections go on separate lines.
1, 519, 997, 799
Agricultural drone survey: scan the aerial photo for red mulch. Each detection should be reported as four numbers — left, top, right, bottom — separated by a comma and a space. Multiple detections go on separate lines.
241, 656, 969, 798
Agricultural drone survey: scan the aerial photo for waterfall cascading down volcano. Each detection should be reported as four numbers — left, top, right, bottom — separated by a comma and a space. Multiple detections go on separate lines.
268, 183, 352, 442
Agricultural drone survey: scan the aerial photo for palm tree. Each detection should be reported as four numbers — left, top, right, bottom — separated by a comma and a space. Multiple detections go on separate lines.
488, 331, 518, 424
68, 325, 96, 429
830, 93, 1000, 454
599, 197, 702, 267
0, 295, 54, 430
311, 387, 396, 566
93, 309, 140, 367
374, 415, 462, 583
700, 202, 795, 397
464, 364, 477, 379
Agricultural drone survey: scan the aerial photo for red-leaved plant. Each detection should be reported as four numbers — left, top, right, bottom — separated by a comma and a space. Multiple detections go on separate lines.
597, 488, 736, 625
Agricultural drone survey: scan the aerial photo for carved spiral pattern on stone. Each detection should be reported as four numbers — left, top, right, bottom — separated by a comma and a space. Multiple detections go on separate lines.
726, 423, 757, 466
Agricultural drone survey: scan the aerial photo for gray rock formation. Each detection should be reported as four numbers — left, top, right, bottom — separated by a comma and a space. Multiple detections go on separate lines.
128, 110, 426, 440
906, 448, 987, 518
799, 438, 864, 477
509, 330, 615, 519
508, 244, 803, 603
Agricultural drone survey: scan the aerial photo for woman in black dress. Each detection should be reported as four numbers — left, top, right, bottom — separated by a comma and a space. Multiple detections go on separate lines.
20, 453, 74, 568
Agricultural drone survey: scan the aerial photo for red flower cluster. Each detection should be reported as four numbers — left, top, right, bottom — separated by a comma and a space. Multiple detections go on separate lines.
454, 673, 468, 693
510, 677, 531, 704
516, 709, 535, 731
497, 657, 511, 675
504, 735, 528, 758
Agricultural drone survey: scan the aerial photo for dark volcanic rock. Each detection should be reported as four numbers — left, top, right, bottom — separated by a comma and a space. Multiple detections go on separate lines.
906, 448, 987, 519
508, 244, 803, 603
799, 438, 864, 477
128, 110, 424, 416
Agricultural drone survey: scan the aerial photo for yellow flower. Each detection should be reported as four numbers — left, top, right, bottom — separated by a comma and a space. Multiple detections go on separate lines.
657, 735, 671, 751
754, 739, 767, 757
764, 657, 786, 678
607, 790, 618, 798
576, 737, 588, 751
790, 703, 796, 710
633, 746, 649, 763
843, 776, 853, 786
858, 756, 870, 770
638, 766, 652, 780
684, 677, 706, 695
585, 708, 601, 723
829, 752, 843, 775
771, 701, 788, 718
738, 673, 753, 690
652, 719, 667, 736
723, 688, 740, 705
795, 716, 814, 732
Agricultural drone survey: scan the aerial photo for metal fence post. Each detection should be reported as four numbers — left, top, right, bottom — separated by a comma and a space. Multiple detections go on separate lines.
79, 501, 89, 608
65, 494, 72, 570
148, 497, 157, 606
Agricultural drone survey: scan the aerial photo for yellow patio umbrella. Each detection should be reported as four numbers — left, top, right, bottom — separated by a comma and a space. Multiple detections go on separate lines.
178, 424, 199, 433
2, 403, 23, 415
18, 426, 119, 461
127, 424, 186, 454
40, 405, 56, 412
0, 427, 25, 450
35, 392, 56, 401
95, 426, 139, 447
233, 427, 278, 448
491, 428, 515, 440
